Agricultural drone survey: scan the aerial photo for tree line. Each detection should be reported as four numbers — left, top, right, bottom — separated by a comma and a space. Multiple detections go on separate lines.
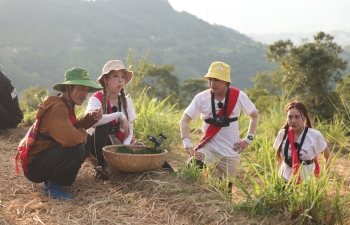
21, 32, 350, 121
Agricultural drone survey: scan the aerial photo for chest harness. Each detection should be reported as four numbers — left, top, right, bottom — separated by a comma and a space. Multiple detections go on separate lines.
204, 88, 238, 127
284, 127, 314, 167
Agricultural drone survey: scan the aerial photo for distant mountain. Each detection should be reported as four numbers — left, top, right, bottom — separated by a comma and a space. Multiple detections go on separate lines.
0, 0, 275, 93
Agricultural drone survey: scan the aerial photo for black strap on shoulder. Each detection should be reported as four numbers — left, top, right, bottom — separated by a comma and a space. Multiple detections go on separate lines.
284, 127, 309, 165
211, 87, 230, 118
108, 95, 122, 134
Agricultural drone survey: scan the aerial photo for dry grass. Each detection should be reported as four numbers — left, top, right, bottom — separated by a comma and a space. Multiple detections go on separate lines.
1, 127, 349, 224
0, 127, 248, 225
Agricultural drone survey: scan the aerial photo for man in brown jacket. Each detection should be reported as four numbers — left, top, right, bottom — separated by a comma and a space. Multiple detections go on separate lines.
23, 67, 103, 199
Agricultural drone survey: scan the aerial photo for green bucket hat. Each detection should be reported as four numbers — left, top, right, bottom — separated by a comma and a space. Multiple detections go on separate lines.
53, 67, 102, 93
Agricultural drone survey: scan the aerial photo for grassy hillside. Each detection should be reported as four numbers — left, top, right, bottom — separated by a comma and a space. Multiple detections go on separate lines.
1, 93, 350, 224
0, 0, 273, 93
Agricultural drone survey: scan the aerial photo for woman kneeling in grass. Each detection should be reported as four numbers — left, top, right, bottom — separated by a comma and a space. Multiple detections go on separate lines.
273, 101, 330, 183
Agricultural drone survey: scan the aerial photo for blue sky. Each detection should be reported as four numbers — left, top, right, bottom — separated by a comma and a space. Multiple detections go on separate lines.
168, 0, 350, 35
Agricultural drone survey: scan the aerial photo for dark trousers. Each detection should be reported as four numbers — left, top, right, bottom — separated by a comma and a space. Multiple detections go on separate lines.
24, 143, 87, 186
0, 104, 20, 129
84, 124, 110, 168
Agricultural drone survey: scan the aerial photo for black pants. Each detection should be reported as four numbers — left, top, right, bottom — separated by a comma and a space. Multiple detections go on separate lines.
24, 143, 87, 186
84, 124, 110, 168
0, 104, 20, 129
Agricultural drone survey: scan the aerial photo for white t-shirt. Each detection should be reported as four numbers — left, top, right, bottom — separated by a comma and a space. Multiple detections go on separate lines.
185, 89, 257, 157
273, 127, 327, 181
85, 94, 136, 144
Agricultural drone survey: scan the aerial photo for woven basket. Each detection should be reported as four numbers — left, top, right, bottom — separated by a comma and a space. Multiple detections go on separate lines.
103, 145, 168, 173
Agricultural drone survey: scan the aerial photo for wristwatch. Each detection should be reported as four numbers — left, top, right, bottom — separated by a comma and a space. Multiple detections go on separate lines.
247, 135, 254, 141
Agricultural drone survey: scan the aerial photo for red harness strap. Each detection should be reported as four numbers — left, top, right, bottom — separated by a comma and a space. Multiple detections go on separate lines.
288, 128, 320, 184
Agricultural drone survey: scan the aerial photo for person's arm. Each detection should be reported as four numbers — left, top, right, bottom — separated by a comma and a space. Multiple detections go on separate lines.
92, 112, 127, 127
314, 130, 331, 169
180, 113, 193, 156
85, 96, 102, 115
245, 110, 260, 143
234, 110, 260, 151
122, 122, 133, 145
277, 157, 283, 170
273, 130, 284, 170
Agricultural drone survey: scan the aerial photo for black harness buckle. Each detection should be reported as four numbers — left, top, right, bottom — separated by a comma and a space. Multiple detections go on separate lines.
204, 117, 238, 127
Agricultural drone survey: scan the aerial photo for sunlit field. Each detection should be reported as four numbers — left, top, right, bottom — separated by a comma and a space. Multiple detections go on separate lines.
1, 93, 349, 224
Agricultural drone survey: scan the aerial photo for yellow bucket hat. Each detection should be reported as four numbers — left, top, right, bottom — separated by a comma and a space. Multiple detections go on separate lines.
204, 61, 231, 83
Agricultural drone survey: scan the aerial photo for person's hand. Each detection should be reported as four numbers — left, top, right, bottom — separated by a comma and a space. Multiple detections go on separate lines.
90, 107, 103, 120
119, 117, 130, 139
194, 150, 205, 161
185, 147, 193, 157
185, 147, 204, 161
233, 140, 249, 153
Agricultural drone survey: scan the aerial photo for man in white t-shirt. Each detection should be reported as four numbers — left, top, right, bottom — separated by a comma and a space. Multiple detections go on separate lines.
180, 61, 260, 190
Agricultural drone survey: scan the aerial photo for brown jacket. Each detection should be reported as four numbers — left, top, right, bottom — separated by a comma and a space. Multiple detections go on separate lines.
26, 95, 97, 164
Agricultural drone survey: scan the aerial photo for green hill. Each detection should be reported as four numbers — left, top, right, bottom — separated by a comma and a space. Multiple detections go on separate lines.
0, 0, 273, 93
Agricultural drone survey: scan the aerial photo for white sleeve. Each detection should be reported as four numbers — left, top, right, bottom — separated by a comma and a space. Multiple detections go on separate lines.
239, 91, 257, 116
85, 96, 103, 115
126, 97, 137, 122
122, 122, 133, 145
184, 94, 202, 121
92, 112, 126, 127
273, 130, 284, 149
312, 130, 328, 155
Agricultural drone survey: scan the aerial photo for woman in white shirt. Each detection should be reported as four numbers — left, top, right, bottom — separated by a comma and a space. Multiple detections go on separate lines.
84, 60, 136, 181
273, 101, 330, 182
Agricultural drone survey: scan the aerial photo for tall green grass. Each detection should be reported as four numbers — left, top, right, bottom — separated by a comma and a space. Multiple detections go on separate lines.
233, 100, 350, 224
132, 88, 182, 150
19, 90, 350, 224
175, 100, 350, 224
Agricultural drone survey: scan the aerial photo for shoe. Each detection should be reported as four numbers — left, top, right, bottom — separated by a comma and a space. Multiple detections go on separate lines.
43, 181, 73, 199
219, 178, 233, 196
186, 157, 205, 169
94, 166, 109, 182
227, 182, 233, 196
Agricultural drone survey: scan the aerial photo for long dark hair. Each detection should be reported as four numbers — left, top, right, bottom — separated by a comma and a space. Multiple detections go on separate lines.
276, 101, 312, 161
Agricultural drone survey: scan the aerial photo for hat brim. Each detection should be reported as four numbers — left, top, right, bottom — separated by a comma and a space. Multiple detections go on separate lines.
97, 69, 134, 86
204, 73, 231, 83
53, 80, 103, 92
